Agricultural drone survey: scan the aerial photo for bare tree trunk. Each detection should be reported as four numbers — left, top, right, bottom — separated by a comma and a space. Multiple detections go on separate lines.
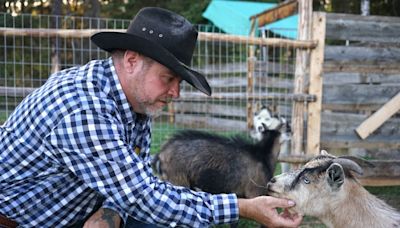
392, 0, 400, 16
84, 0, 101, 17
361, 0, 370, 16
76, 0, 101, 64
51, 0, 62, 73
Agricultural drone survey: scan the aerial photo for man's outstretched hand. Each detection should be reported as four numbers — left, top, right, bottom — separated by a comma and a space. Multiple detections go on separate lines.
238, 196, 303, 228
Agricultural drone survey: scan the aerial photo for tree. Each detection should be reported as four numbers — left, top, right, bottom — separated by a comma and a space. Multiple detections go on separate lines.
2, 0, 399, 24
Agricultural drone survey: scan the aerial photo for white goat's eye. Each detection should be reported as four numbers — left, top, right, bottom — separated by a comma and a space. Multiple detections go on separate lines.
303, 177, 311, 184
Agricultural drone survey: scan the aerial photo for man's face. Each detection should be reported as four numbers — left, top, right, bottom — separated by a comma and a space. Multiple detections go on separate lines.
123, 55, 181, 116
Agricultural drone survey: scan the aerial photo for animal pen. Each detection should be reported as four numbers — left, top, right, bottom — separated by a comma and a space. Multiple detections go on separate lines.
0, 6, 399, 189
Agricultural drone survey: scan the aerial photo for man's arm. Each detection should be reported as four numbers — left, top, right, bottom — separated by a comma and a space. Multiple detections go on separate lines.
83, 208, 121, 228
84, 196, 302, 228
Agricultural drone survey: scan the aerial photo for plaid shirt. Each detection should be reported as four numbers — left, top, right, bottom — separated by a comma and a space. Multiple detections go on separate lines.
0, 58, 238, 227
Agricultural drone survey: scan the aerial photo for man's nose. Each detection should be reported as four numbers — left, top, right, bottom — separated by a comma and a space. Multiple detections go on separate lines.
169, 81, 180, 98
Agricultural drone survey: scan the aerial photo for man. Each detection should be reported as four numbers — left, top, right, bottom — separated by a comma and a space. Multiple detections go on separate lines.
0, 7, 302, 228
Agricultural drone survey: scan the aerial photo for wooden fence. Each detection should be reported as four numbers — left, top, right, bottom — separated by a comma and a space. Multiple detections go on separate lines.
171, 12, 400, 186
1, 12, 399, 186
320, 13, 400, 186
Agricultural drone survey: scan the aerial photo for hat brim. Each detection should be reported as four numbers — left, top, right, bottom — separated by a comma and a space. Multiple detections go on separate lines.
91, 32, 211, 96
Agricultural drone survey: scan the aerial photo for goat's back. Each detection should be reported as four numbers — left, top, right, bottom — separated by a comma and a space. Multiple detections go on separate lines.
153, 130, 274, 197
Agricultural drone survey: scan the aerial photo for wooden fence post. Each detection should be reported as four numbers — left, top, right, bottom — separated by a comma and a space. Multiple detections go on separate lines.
291, 0, 312, 162
247, 18, 257, 130
306, 12, 326, 155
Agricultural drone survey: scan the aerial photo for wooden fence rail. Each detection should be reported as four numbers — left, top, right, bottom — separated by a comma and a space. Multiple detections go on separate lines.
1, 12, 399, 186
0, 28, 317, 49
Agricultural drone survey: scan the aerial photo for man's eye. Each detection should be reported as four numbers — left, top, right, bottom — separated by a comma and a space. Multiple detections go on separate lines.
162, 76, 173, 83
166, 75, 177, 83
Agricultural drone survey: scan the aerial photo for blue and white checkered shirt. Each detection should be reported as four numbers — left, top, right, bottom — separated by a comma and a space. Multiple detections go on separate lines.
0, 57, 238, 227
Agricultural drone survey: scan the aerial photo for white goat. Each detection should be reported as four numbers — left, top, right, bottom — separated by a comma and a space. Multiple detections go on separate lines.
267, 150, 400, 228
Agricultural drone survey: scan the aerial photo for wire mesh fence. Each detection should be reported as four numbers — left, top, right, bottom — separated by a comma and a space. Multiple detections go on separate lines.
0, 12, 297, 153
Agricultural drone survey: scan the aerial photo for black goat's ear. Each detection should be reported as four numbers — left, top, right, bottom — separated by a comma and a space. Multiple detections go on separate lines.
327, 163, 344, 191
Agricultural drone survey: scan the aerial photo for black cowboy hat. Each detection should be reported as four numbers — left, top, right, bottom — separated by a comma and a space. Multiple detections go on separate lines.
91, 7, 211, 96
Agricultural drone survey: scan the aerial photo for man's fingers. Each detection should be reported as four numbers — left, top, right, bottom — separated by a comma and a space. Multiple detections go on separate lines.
281, 208, 291, 218
267, 196, 296, 208
276, 212, 303, 227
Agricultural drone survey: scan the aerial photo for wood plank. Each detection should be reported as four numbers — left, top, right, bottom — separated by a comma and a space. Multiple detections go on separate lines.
255, 61, 295, 75
322, 104, 388, 112
358, 160, 400, 186
324, 61, 400, 74
0, 28, 317, 49
323, 72, 400, 85
199, 32, 317, 49
325, 45, 400, 63
193, 62, 247, 75
173, 102, 246, 118
359, 160, 400, 179
251, 0, 298, 27
194, 61, 295, 76
174, 114, 247, 131
321, 112, 400, 136
322, 84, 400, 106
208, 77, 247, 88
253, 76, 294, 90
326, 13, 400, 43
356, 92, 400, 139
307, 12, 326, 155
321, 134, 400, 149
178, 92, 316, 102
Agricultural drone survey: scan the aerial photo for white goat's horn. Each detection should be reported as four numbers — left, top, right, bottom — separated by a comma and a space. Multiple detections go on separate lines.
338, 155, 375, 168
321, 150, 329, 155
333, 158, 364, 176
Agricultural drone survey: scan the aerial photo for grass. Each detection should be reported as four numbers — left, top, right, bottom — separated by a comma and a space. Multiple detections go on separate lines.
151, 125, 400, 227
1, 116, 399, 227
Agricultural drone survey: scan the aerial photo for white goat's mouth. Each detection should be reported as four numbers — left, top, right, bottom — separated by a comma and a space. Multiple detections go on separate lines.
266, 185, 281, 196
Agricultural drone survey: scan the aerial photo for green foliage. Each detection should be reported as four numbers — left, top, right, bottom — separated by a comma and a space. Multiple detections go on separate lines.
82, 0, 212, 24
2, 0, 399, 24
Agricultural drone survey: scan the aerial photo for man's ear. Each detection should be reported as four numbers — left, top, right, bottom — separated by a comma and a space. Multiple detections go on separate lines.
123, 50, 140, 73
326, 163, 345, 191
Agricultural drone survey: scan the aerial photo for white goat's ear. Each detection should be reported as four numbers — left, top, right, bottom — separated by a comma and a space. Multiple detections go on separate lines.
327, 163, 345, 191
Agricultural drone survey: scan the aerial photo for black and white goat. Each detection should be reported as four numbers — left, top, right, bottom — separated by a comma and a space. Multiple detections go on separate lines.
152, 107, 286, 198
267, 150, 400, 228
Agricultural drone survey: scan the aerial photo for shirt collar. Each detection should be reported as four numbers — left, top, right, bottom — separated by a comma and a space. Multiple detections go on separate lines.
105, 57, 150, 124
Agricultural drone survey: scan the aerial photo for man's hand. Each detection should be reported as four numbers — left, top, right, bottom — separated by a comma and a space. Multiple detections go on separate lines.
238, 196, 302, 228
83, 208, 121, 228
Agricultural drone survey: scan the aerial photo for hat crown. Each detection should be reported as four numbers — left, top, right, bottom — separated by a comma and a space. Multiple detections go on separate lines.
127, 7, 197, 66
90, 7, 212, 96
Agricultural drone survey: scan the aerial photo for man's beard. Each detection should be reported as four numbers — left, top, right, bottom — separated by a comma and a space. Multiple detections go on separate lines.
141, 102, 164, 117
131, 68, 172, 117
135, 92, 169, 118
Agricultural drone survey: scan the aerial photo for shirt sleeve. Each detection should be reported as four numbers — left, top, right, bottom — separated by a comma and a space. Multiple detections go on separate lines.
43, 109, 239, 227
